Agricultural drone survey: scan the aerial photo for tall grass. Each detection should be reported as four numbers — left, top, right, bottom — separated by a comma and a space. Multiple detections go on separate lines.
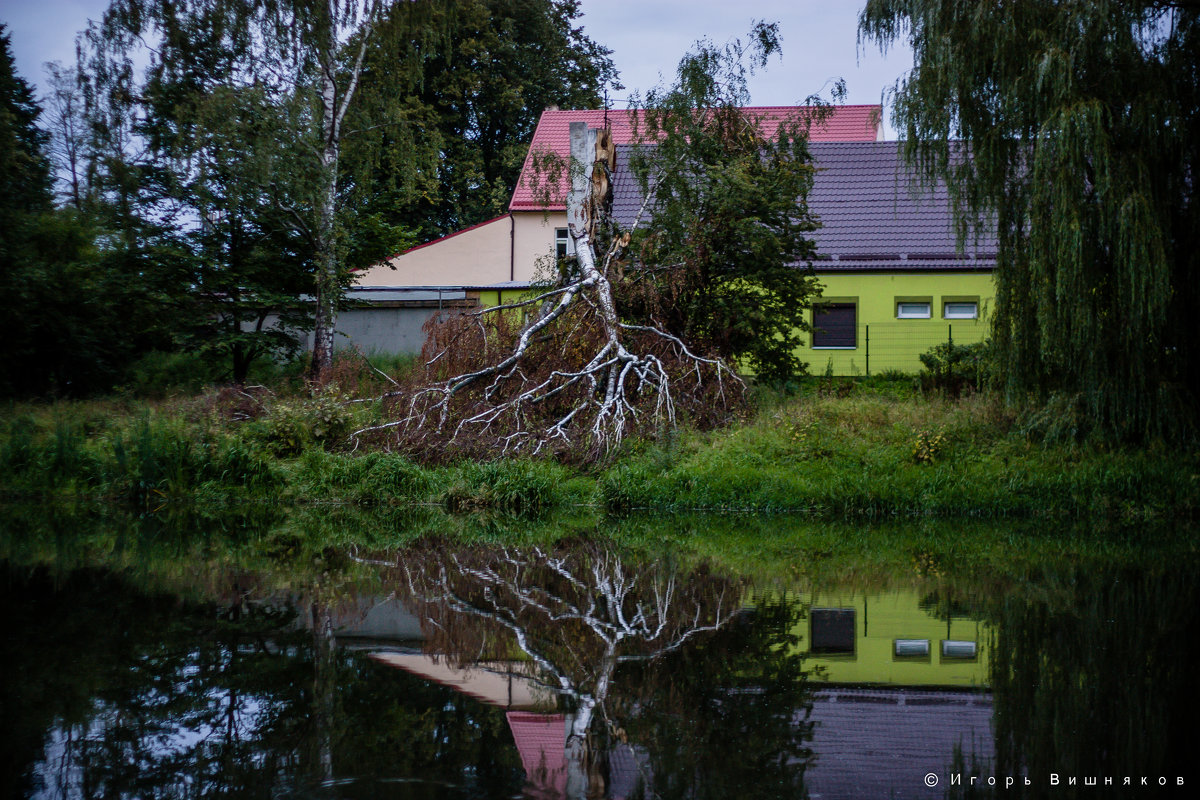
3, 380, 1196, 519
1, 412, 276, 503
602, 392, 1197, 518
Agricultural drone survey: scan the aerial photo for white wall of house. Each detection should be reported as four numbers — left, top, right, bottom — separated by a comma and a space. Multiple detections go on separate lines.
355, 212, 566, 288
360, 215, 511, 286
512, 211, 566, 282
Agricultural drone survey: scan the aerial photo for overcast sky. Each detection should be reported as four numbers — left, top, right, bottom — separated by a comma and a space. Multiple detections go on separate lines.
1, 0, 913, 136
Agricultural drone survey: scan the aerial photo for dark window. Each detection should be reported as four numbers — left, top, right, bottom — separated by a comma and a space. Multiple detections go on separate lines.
810, 608, 856, 654
813, 303, 856, 348
555, 228, 569, 259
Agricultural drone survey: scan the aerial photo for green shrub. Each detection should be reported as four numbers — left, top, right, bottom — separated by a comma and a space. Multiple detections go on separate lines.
120, 350, 216, 397
101, 418, 278, 502
444, 460, 567, 513
251, 388, 354, 456
918, 341, 993, 396
912, 429, 947, 464
363, 454, 431, 502
0, 416, 38, 477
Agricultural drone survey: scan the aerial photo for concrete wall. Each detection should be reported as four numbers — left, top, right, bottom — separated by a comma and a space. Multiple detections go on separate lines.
272, 306, 442, 356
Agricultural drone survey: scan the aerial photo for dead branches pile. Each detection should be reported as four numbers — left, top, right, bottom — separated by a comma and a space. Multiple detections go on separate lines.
351, 122, 745, 462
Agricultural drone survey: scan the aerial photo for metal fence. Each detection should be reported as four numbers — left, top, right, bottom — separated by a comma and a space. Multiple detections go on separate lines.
808, 322, 986, 376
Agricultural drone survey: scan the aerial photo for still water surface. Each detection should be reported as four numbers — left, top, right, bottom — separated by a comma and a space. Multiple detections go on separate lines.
2, 509, 1196, 799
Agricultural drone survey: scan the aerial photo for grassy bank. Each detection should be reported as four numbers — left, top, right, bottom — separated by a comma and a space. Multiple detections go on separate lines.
602, 389, 1196, 518
2, 379, 1196, 519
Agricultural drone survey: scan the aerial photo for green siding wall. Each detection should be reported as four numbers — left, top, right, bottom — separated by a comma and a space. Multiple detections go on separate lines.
803, 271, 995, 376
798, 589, 990, 688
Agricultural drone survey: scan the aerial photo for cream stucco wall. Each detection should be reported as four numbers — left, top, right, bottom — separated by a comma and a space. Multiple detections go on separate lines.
512, 211, 566, 282
357, 215, 511, 287
354, 212, 565, 288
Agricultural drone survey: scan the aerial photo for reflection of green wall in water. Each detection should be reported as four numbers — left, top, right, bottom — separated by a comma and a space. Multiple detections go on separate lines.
795, 589, 989, 687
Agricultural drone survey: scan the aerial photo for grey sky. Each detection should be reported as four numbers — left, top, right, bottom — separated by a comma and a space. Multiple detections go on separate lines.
1, 0, 912, 135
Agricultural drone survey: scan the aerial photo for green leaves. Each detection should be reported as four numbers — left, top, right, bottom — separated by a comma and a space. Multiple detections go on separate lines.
861, 1, 1200, 442
621, 27, 823, 382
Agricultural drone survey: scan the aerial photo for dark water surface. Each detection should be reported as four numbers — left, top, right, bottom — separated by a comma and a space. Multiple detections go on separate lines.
2, 508, 1197, 799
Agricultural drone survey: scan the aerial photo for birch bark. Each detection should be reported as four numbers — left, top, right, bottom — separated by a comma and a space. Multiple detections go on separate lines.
309, 0, 377, 383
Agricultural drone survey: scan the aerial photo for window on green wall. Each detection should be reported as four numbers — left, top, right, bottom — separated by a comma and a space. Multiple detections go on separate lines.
811, 608, 856, 654
813, 303, 856, 348
944, 301, 978, 319
897, 301, 932, 319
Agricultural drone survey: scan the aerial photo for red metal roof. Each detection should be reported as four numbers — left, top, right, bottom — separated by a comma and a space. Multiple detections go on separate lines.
506, 711, 568, 796
509, 105, 882, 211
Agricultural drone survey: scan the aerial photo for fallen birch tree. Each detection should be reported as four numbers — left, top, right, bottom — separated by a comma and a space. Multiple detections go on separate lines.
352, 24, 825, 461
401, 543, 739, 799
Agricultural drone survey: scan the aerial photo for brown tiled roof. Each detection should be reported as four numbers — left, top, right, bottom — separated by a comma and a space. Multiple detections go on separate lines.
509, 106, 882, 211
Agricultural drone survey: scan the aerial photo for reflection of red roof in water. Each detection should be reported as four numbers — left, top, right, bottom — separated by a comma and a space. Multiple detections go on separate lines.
509, 105, 882, 211
506, 711, 567, 798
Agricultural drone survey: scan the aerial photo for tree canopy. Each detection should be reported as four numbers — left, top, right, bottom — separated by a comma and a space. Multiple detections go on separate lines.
11, 1, 614, 392
352, 0, 619, 238
0, 25, 162, 396
627, 27, 826, 381
860, 0, 1200, 442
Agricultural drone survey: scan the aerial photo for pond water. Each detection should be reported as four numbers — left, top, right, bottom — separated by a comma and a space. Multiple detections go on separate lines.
2, 507, 1197, 799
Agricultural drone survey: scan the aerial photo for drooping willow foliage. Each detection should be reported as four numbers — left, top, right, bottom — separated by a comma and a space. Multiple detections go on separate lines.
860, 1, 1199, 442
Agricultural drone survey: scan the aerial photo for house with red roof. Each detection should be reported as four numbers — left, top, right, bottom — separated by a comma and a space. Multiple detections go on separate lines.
350, 105, 882, 308
346, 104, 996, 374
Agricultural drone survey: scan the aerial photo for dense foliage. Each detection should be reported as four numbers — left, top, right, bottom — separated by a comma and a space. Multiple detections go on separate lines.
860, 0, 1200, 442
0, 26, 168, 396
0, 2, 614, 395
626, 25, 824, 381
353, 0, 619, 238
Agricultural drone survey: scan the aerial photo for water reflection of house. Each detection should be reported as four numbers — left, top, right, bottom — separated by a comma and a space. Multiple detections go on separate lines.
806, 687, 993, 799
370, 652, 569, 798
329, 592, 994, 798
799, 589, 988, 687
327, 597, 571, 797
796, 589, 994, 799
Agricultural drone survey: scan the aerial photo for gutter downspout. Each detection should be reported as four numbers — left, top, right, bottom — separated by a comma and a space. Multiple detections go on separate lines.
509, 212, 515, 283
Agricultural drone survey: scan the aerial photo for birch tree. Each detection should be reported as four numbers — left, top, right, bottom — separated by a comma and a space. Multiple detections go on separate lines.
85, 1, 614, 385
87, 0, 444, 384
403, 544, 739, 799
355, 24, 823, 459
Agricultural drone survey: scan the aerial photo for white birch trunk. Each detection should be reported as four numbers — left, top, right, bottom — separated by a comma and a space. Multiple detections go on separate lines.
310, 0, 376, 384
311, 60, 340, 383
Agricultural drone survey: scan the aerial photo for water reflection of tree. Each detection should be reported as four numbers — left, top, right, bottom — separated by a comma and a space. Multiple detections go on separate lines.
954, 563, 1200, 798
404, 543, 815, 799
616, 593, 816, 800
2, 561, 525, 799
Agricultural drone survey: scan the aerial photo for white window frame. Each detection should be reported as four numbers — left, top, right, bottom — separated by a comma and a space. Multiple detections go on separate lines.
944, 301, 979, 319
896, 301, 932, 319
554, 228, 571, 259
